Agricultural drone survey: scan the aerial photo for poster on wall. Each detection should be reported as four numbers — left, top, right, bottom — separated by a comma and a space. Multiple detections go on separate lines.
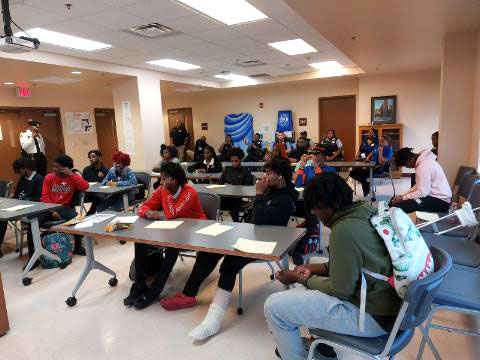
122, 101, 135, 156
277, 110, 293, 139
224, 113, 253, 152
65, 112, 94, 134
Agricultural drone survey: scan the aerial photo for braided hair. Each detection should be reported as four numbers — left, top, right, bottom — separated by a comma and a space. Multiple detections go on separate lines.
304, 173, 353, 212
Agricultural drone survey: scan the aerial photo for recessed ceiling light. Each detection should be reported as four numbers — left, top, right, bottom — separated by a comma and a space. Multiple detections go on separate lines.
146, 59, 201, 70
3, 82, 14, 85
176, 0, 268, 25
14, 28, 112, 51
309, 61, 343, 70
268, 39, 317, 56
71, 71, 82, 74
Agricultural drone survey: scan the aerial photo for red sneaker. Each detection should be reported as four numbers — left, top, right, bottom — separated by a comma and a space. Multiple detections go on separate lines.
160, 293, 197, 311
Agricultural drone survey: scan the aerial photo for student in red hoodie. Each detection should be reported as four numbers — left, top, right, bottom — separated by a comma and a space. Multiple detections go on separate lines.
124, 162, 207, 310
25, 155, 89, 270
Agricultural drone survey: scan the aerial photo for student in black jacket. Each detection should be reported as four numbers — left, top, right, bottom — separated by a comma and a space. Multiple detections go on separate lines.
219, 147, 253, 222
193, 136, 208, 162
159, 159, 297, 342
187, 145, 223, 174
82, 150, 109, 215
0, 158, 43, 258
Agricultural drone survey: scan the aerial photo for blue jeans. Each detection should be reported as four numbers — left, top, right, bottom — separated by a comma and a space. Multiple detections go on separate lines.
264, 286, 386, 360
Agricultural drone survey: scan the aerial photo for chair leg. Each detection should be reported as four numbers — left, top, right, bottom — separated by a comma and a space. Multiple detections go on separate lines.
267, 262, 275, 280
13, 221, 20, 253
237, 269, 243, 315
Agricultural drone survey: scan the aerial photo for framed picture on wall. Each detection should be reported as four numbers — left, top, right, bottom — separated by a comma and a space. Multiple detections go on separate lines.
371, 95, 397, 124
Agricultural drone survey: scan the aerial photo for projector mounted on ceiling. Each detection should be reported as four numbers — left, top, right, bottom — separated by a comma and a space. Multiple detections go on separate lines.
0, 0, 40, 53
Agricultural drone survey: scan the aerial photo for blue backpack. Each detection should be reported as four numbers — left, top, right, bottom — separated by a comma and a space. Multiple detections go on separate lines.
40, 233, 74, 269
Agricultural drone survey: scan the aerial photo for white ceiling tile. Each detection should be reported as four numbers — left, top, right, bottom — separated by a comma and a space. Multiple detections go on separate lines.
90, 31, 141, 46
235, 45, 277, 56
121, 39, 173, 53
122, 0, 192, 21
160, 15, 224, 34
24, 0, 110, 17
43, 20, 111, 37
95, 0, 146, 7
234, 19, 287, 36
214, 37, 260, 50
275, 14, 312, 33
81, 9, 149, 30
9, 4, 66, 27
188, 42, 228, 55
193, 28, 242, 42
151, 34, 206, 47
249, 0, 295, 18
93, 47, 140, 58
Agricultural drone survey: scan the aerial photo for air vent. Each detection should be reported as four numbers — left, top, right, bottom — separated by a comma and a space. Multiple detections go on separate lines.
124, 23, 182, 39
235, 60, 267, 68
249, 73, 271, 78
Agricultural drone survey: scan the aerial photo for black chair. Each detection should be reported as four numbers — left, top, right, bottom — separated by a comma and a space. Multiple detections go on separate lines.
452, 166, 477, 197
129, 172, 152, 211
370, 161, 395, 202
306, 247, 452, 360
0, 180, 12, 198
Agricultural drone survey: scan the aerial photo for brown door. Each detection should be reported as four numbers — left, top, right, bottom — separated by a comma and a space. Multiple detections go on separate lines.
94, 109, 118, 168
167, 108, 194, 151
0, 109, 22, 182
319, 96, 356, 161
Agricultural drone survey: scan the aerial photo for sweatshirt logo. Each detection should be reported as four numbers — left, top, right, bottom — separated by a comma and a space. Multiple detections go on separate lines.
51, 183, 72, 194
166, 190, 192, 216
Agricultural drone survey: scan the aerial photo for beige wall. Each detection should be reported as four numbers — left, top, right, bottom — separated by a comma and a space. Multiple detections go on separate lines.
0, 85, 113, 170
471, 30, 480, 169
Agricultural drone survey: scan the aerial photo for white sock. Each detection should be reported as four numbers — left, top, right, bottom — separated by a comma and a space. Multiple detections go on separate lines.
189, 289, 231, 341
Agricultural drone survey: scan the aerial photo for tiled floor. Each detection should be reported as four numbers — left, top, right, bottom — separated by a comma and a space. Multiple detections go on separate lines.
0, 178, 479, 359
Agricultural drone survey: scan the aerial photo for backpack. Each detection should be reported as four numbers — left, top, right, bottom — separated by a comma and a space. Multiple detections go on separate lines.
40, 233, 74, 269
358, 203, 434, 332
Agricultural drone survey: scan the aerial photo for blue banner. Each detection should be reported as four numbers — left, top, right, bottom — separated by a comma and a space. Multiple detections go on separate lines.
277, 110, 293, 138
224, 113, 253, 152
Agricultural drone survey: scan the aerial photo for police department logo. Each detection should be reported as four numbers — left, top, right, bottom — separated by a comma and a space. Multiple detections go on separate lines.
279, 113, 289, 127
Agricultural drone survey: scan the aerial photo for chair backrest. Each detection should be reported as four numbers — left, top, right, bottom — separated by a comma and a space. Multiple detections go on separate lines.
0, 180, 13, 198
457, 174, 480, 199
399, 246, 452, 330
454, 166, 477, 186
466, 182, 480, 209
198, 192, 221, 220
133, 171, 152, 198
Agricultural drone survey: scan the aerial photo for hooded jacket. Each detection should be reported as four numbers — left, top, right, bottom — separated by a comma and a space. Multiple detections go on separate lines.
403, 150, 451, 202
251, 185, 298, 226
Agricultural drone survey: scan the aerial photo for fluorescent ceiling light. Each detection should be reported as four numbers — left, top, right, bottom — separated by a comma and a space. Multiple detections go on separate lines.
14, 28, 111, 51
176, 0, 268, 25
309, 61, 342, 70
268, 39, 317, 56
71, 71, 82, 74
214, 73, 250, 81
3, 82, 14, 85
147, 59, 201, 70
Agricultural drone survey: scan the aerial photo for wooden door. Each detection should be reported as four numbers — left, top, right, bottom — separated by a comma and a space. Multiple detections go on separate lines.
167, 108, 194, 151
94, 109, 118, 168
0, 273, 9, 336
19, 109, 64, 173
319, 96, 356, 161
0, 109, 22, 182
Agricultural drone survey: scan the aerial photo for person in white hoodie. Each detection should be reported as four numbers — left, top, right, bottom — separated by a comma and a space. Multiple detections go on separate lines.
390, 147, 452, 213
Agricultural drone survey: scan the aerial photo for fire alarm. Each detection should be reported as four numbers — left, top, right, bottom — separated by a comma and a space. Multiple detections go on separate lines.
259, 102, 264, 108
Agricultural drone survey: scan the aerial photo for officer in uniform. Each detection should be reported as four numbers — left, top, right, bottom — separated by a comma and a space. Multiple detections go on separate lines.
20, 119, 47, 176
320, 129, 344, 161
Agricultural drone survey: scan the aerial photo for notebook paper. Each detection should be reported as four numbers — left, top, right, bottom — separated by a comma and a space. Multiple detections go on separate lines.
416, 212, 439, 222
196, 223, 233, 236
232, 238, 277, 254
145, 221, 183, 229
99, 186, 112, 189
206, 184, 227, 189
115, 216, 139, 224
75, 220, 94, 229
1, 204, 35, 211
88, 182, 98, 186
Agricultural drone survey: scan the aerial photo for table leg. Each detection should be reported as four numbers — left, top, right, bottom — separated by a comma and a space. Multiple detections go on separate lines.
281, 254, 290, 290
21, 217, 61, 286
369, 167, 374, 201
122, 193, 129, 212
66, 236, 117, 307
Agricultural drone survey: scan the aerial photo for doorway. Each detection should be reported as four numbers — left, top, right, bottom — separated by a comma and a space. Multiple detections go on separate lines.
167, 108, 194, 151
0, 107, 64, 182
94, 109, 118, 168
318, 96, 356, 161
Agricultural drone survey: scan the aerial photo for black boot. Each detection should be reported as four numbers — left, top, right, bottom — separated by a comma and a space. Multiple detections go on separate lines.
124, 282, 147, 307
133, 287, 160, 310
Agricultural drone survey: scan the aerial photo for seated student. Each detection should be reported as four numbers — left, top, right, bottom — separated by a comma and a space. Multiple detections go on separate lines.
431, 131, 438, 157
124, 162, 207, 309
298, 130, 311, 149
265, 173, 402, 360
390, 147, 451, 213
355, 136, 377, 161
82, 150, 108, 215
293, 151, 336, 188
187, 145, 223, 174
272, 143, 289, 161
288, 137, 309, 162
244, 133, 264, 162
275, 131, 293, 153
97, 151, 138, 212
218, 134, 234, 162
219, 147, 254, 222
159, 160, 297, 341
350, 135, 393, 197
25, 155, 88, 268
152, 145, 180, 190
0, 158, 43, 258
193, 136, 208, 162
320, 129, 344, 161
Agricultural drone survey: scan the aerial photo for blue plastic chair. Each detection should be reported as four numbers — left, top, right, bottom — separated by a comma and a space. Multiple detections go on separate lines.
306, 247, 452, 360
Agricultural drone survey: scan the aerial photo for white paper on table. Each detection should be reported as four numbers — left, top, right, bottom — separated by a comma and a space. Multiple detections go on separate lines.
115, 216, 139, 224
83, 213, 115, 223
232, 238, 277, 254
1, 204, 35, 211
75, 220, 94, 229
295, 187, 304, 192
145, 221, 183, 229
416, 211, 440, 222
88, 182, 98, 186
195, 223, 233, 236
206, 184, 227, 189
99, 186, 111, 189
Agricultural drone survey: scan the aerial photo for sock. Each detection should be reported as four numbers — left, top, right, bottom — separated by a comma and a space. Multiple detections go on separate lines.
189, 288, 231, 341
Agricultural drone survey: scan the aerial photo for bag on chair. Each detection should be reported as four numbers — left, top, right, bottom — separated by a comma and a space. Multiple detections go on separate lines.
40, 232, 74, 269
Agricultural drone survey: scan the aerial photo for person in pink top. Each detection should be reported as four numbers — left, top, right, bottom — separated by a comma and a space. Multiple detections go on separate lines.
390, 147, 452, 213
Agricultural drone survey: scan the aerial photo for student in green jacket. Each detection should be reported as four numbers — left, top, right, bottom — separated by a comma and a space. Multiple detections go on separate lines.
264, 173, 401, 360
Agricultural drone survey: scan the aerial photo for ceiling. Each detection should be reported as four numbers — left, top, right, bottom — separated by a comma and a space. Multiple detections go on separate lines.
5, 0, 359, 82
285, 0, 480, 74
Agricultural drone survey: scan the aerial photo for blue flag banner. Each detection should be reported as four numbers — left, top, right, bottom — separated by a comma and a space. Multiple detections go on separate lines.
277, 110, 293, 138
224, 113, 253, 152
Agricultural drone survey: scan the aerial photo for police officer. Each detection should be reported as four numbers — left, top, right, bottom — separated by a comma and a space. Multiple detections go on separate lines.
320, 129, 344, 161
170, 119, 189, 162
20, 119, 47, 176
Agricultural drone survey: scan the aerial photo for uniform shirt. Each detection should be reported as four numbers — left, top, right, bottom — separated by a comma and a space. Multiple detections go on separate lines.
41, 173, 89, 206
359, 142, 377, 157
20, 129, 45, 155
219, 143, 233, 160
170, 125, 188, 147
82, 163, 109, 183
371, 145, 393, 164
14, 172, 44, 201
320, 137, 343, 158
219, 166, 253, 185
289, 147, 308, 161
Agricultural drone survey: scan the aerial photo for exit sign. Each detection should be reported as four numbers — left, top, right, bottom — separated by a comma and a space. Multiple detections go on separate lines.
16, 87, 31, 98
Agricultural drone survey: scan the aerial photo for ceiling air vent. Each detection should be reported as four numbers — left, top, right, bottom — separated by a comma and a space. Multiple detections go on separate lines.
234, 60, 267, 68
123, 23, 182, 39
249, 73, 271, 78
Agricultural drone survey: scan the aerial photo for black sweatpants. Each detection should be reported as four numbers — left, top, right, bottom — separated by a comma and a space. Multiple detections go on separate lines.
220, 198, 242, 222
390, 196, 450, 214
134, 243, 180, 293
0, 221, 7, 248
182, 252, 256, 296
350, 167, 383, 196
84, 194, 104, 216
